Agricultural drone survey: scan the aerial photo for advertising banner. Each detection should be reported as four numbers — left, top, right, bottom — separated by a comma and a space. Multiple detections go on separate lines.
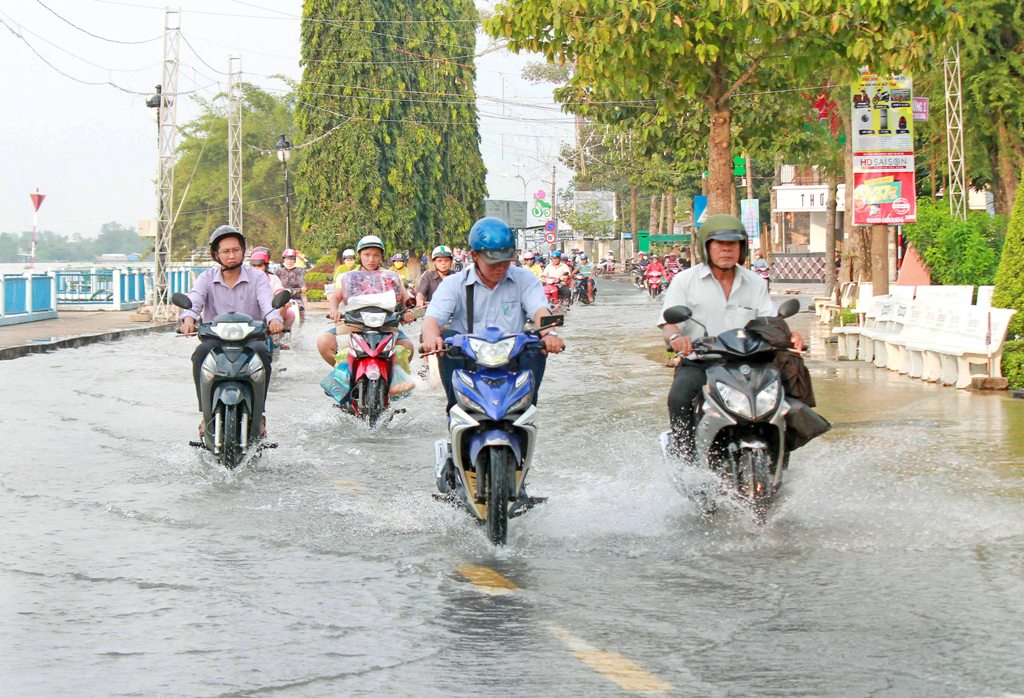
852, 171, 917, 225
739, 199, 760, 250
693, 195, 708, 227
851, 71, 916, 224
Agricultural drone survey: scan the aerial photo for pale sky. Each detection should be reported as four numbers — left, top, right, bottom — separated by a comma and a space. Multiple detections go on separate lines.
0, 0, 576, 237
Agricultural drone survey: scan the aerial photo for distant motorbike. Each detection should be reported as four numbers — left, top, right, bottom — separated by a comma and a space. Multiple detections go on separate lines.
573, 273, 596, 305
645, 269, 666, 298
173, 290, 291, 469
659, 299, 827, 522
542, 276, 571, 313
755, 263, 771, 291
631, 265, 646, 291
434, 315, 563, 545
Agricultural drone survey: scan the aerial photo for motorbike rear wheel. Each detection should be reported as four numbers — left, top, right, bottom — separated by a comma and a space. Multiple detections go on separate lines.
741, 447, 774, 523
221, 403, 243, 469
485, 447, 515, 545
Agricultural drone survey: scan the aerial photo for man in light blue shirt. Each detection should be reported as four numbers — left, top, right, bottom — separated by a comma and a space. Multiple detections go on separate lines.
659, 214, 803, 456
421, 217, 565, 411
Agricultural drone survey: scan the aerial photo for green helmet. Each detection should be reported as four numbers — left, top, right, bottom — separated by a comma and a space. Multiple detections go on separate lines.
697, 214, 747, 265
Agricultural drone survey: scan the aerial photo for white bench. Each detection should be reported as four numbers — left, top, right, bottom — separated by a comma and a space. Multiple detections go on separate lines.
833, 293, 885, 360
929, 307, 1017, 388
817, 282, 857, 325
887, 302, 937, 376
914, 284, 974, 306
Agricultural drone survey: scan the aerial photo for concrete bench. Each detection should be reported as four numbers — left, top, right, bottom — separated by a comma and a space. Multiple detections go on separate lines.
833, 293, 886, 361
925, 307, 1017, 388
816, 281, 857, 325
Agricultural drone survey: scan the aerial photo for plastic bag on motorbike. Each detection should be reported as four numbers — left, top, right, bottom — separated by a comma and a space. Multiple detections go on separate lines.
320, 348, 352, 404
389, 345, 414, 400
785, 400, 831, 451
745, 316, 817, 407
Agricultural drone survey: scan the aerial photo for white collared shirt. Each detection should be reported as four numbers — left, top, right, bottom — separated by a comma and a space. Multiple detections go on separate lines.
426, 264, 548, 335
658, 263, 775, 338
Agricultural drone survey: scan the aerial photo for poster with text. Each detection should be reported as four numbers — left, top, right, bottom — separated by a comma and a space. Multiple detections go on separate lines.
852, 171, 917, 225
851, 73, 914, 158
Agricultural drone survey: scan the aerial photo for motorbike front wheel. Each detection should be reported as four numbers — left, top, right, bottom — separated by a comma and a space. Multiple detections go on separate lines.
360, 377, 388, 427
221, 403, 243, 469
485, 447, 515, 545
741, 447, 774, 523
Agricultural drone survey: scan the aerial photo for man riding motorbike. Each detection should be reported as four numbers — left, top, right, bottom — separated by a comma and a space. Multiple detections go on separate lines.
416, 245, 454, 308
659, 214, 803, 457
275, 248, 306, 320
541, 250, 573, 305
179, 225, 283, 436
420, 217, 565, 412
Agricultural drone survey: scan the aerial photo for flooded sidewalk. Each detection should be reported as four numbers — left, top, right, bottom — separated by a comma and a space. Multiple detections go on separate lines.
0, 310, 173, 360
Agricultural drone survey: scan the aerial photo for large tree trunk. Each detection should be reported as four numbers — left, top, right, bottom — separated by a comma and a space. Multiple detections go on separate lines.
575, 115, 587, 178
824, 173, 838, 297
648, 195, 658, 237
663, 190, 671, 236
707, 93, 733, 215
995, 110, 1022, 215
871, 224, 889, 295
630, 185, 638, 237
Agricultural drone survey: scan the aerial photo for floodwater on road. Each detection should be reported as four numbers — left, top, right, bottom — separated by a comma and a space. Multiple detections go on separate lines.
2, 279, 1023, 697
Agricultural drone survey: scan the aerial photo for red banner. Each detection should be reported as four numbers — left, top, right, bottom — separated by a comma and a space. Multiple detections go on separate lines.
852, 171, 917, 225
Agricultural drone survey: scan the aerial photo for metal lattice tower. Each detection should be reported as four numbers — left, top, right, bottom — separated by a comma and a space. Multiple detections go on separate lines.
944, 42, 967, 221
227, 57, 244, 233
153, 9, 180, 321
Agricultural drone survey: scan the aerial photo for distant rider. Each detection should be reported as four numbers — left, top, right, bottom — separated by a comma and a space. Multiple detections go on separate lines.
416, 245, 454, 308
275, 248, 306, 320
179, 226, 283, 435
389, 253, 411, 285
522, 250, 544, 278
542, 250, 573, 304
659, 214, 803, 457
317, 235, 416, 367
251, 247, 295, 335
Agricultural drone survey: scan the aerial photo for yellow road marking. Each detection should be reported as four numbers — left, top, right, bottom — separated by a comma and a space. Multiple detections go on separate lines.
330, 477, 364, 492
456, 566, 519, 596
548, 624, 673, 693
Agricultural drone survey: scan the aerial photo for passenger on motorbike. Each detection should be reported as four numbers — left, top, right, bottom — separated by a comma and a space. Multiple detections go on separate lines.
660, 214, 803, 457
542, 251, 573, 304
317, 235, 417, 366
416, 245, 454, 308
250, 248, 295, 336
420, 217, 565, 411
179, 226, 283, 435
275, 248, 306, 320
523, 251, 544, 279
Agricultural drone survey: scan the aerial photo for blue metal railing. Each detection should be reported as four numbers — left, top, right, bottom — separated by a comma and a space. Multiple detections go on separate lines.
56, 270, 115, 305
1, 273, 58, 326
4, 276, 26, 315
31, 275, 52, 312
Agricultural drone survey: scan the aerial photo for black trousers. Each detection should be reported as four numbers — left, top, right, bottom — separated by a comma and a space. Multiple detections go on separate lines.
667, 362, 706, 453
191, 338, 272, 410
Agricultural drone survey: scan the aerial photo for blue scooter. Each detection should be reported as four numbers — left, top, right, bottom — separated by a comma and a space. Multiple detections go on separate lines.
434, 315, 562, 545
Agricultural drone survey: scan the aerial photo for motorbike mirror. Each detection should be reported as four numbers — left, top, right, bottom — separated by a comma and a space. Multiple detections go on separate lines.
539, 314, 564, 329
663, 305, 692, 325
271, 289, 292, 309
171, 292, 192, 310
777, 298, 801, 319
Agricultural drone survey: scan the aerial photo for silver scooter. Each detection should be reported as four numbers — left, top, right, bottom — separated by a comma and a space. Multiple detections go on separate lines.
660, 299, 804, 521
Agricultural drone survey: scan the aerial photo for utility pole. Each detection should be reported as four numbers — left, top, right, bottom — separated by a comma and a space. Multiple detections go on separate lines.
29, 189, 45, 268
551, 165, 558, 251
944, 42, 967, 221
152, 9, 180, 321
227, 56, 244, 233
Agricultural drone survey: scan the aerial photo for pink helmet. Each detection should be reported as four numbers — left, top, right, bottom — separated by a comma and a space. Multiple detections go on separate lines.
250, 249, 271, 265
281, 248, 298, 258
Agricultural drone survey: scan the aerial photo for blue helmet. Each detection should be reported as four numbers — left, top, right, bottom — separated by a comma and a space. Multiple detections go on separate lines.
551, 250, 562, 259
468, 217, 517, 263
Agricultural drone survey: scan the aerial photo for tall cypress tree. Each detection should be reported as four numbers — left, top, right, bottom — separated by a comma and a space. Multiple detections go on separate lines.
294, 0, 486, 256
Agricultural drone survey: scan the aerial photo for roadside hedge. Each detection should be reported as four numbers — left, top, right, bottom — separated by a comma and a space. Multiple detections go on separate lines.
902, 199, 1007, 287
993, 169, 1024, 339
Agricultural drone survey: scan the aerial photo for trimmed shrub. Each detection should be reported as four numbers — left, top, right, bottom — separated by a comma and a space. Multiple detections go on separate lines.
993, 169, 1024, 338
1001, 340, 1024, 389
304, 271, 329, 283
903, 199, 1007, 287
306, 289, 325, 302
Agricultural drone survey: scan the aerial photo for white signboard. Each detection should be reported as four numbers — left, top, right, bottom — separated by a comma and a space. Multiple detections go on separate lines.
573, 190, 616, 223
774, 185, 847, 212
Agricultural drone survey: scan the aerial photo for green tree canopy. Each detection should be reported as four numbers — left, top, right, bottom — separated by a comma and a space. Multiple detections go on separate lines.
294, 0, 486, 258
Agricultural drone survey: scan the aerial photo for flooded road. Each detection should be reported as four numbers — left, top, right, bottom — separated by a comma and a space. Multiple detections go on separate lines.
3, 280, 1023, 696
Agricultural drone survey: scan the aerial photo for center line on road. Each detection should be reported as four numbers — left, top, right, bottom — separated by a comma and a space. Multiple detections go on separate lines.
331, 477, 365, 491
457, 566, 519, 596
548, 624, 673, 694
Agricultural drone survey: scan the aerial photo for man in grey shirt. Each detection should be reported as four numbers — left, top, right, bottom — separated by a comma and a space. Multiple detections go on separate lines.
421, 218, 565, 411
659, 214, 803, 457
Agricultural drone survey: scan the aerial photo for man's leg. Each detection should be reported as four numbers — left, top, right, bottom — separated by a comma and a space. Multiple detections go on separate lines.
517, 348, 548, 406
667, 362, 706, 458
191, 340, 215, 411
317, 328, 339, 366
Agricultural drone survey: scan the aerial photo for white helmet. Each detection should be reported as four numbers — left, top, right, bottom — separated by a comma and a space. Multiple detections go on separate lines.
356, 235, 385, 254
342, 248, 355, 259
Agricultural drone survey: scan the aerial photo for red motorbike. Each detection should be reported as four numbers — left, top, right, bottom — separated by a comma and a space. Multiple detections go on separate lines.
543, 276, 571, 312
645, 269, 666, 298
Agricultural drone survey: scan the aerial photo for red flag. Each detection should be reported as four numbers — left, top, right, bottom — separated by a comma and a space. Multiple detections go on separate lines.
30, 189, 45, 211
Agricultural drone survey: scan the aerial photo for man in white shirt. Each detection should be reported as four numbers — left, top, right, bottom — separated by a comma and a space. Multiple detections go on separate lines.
542, 250, 573, 304
658, 214, 803, 456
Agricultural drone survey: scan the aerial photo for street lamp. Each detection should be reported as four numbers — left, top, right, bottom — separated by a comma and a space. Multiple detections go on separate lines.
275, 134, 293, 249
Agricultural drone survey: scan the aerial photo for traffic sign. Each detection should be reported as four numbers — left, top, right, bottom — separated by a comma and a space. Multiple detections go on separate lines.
544, 231, 557, 245
544, 219, 556, 232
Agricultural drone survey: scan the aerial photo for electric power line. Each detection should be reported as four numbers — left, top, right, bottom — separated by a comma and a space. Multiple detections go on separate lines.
35, 0, 161, 44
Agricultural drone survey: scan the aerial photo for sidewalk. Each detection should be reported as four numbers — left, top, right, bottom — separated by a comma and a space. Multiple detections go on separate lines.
0, 310, 175, 361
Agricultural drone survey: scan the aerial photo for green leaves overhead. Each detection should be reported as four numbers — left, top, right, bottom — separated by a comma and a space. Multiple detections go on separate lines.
294, 0, 486, 257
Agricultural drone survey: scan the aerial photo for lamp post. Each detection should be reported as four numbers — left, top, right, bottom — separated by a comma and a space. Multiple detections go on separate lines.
275, 134, 293, 249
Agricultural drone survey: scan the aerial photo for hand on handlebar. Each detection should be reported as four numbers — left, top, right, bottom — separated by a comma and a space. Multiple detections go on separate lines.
420, 336, 445, 355
540, 332, 565, 355
179, 317, 197, 336
669, 334, 692, 356
268, 319, 284, 335
329, 309, 341, 323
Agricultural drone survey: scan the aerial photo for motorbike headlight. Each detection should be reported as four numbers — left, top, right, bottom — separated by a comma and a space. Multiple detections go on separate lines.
210, 322, 255, 341
716, 381, 752, 419
247, 353, 265, 383
201, 353, 217, 382
455, 388, 485, 414
360, 311, 386, 328
468, 337, 516, 368
755, 379, 780, 417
